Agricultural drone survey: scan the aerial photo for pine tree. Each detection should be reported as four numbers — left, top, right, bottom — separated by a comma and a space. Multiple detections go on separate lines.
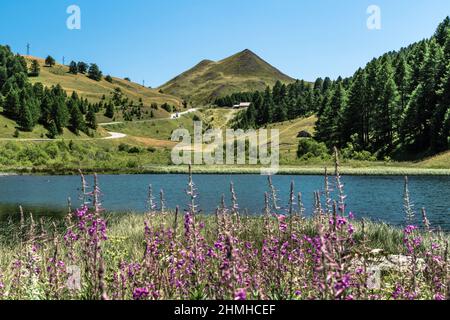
104, 102, 114, 118
85, 105, 97, 130
431, 61, 450, 151
260, 87, 273, 125
400, 84, 424, 151
435, 16, 450, 46
29, 60, 40, 77
341, 69, 367, 148
394, 55, 411, 111
373, 67, 400, 155
77, 62, 88, 74
69, 101, 85, 135
4, 89, 20, 119
88, 64, 102, 81
51, 85, 69, 134
18, 100, 35, 131
45, 55, 56, 67
69, 61, 78, 74
316, 83, 347, 148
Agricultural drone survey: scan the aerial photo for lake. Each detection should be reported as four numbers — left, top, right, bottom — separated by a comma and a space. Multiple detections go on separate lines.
0, 174, 449, 230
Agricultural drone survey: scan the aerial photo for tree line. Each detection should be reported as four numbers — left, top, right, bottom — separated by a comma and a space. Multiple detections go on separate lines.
68, 60, 103, 81
219, 17, 450, 159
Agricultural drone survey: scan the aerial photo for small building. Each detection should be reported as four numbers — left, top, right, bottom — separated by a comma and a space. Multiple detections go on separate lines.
232, 102, 251, 109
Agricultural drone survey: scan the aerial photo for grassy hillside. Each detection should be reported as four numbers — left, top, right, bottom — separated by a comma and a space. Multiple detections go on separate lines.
24, 56, 182, 112
158, 49, 295, 105
416, 151, 450, 168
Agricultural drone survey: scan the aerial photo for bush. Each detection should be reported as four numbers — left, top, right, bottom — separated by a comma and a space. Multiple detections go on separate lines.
297, 139, 329, 160
161, 103, 172, 113
341, 142, 377, 161
118, 143, 130, 152
128, 147, 141, 154
44, 143, 59, 159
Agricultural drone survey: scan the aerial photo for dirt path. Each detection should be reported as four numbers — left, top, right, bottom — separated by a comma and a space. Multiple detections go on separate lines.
0, 130, 127, 142
170, 108, 198, 119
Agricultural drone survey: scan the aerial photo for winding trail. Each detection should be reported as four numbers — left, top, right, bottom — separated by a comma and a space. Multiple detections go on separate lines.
0, 131, 127, 142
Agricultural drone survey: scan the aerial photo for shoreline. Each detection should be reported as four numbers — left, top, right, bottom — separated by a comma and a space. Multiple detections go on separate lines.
2, 165, 450, 176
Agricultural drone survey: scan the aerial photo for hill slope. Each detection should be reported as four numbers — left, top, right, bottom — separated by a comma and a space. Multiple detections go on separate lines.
24, 56, 182, 109
158, 49, 295, 105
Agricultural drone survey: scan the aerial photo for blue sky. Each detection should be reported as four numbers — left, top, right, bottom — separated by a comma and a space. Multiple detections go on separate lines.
1, 0, 449, 87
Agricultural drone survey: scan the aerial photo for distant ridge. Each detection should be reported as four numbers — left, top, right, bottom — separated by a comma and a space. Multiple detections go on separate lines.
159, 49, 295, 105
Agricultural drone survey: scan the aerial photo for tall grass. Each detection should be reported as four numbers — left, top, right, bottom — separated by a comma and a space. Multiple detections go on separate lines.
0, 161, 448, 300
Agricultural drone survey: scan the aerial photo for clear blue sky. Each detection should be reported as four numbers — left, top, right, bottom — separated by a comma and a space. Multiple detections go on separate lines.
1, 0, 449, 87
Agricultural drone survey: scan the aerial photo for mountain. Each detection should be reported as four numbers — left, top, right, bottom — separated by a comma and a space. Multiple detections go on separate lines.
24, 56, 182, 110
158, 49, 295, 105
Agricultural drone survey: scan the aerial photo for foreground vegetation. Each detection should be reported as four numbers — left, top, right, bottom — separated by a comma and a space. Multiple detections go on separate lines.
0, 162, 448, 300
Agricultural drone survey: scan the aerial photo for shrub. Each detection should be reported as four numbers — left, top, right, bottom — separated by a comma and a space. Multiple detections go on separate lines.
128, 147, 141, 154
341, 142, 377, 161
44, 143, 59, 159
118, 143, 130, 152
297, 139, 329, 160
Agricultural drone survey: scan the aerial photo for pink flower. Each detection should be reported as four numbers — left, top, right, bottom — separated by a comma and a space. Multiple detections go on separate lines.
234, 288, 247, 300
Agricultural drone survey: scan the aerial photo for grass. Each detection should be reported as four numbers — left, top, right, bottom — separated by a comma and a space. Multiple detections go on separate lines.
415, 150, 450, 169
201, 108, 240, 129
158, 49, 295, 104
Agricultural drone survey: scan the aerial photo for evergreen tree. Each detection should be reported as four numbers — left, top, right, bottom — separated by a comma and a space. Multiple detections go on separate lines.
316, 83, 347, 148
394, 55, 411, 111
400, 84, 424, 150
51, 85, 69, 134
29, 60, 40, 77
431, 61, 450, 151
260, 87, 274, 125
104, 102, 114, 118
4, 89, 20, 119
341, 69, 367, 148
77, 62, 88, 74
45, 55, 56, 67
86, 106, 97, 130
373, 62, 400, 154
88, 64, 102, 81
69, 101, 85, 135
69, 61, 78, 74
18, 100, 35, 131
435, 16, 450, 46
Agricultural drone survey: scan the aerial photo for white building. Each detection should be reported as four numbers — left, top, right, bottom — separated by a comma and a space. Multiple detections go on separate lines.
232, 102, 251, 109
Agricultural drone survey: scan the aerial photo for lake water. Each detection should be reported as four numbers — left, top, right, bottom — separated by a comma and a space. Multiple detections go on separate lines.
0, 174, 449, 230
